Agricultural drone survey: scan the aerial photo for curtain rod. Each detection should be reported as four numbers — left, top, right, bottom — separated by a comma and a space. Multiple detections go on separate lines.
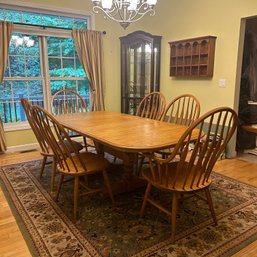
13, 22, 106, 34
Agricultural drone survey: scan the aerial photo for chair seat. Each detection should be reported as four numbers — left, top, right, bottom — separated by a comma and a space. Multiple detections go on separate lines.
58, 152, 109, 175
40, 139, 83, 157
142, 161, 212, 192
65, 139, 84, 152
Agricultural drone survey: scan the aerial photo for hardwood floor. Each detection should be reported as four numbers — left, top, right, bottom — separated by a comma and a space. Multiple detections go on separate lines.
0, 150, 41, 257
0, 150, 257, 256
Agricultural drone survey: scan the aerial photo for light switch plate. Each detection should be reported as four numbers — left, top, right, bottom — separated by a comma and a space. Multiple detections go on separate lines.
219, 79, 226, 88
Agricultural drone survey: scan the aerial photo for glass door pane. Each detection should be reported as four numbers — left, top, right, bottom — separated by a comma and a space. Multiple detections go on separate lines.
120, 31, 161, 115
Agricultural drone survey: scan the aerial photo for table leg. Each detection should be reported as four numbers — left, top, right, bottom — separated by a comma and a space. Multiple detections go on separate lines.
103, 146, 146, 194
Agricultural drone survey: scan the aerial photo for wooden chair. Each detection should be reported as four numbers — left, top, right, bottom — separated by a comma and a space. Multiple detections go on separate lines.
51, 88, 94, 151
140, 107, 238, 243
162, 94, 200, 125
159, 94, 201, 157
138, 94, 200, 172
132, 92, 166, 170
31, 105, 114, 219
136, 92, 166, 121
21, 98, 83, 192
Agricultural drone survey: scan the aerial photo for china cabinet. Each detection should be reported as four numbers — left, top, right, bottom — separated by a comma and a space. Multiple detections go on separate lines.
120, 31, 162, 114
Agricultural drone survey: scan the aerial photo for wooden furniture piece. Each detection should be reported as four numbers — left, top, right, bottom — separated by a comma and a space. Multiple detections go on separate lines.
51, 89, 93, 151
120, 31, 162, 115
169, 36, 216, 77
137, 94, 201, 170
139, 107, 238, 243
136, 91, 166, 121
242, 124, 257, 134
134, 91, 166, 172
162, 94, 201, 125
55, 111, 197, 193
21, 98, 83, 192
55, 111, 199, 194
160, 93, 200, 158
241, 124, 257, 155
32, 105, 114, 219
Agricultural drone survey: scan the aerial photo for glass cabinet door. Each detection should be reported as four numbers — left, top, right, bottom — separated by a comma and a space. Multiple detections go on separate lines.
120, 31, 161, 115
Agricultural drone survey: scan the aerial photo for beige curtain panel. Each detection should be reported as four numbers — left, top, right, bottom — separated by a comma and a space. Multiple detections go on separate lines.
72, 29, 105, 111
0, 21, 13, 152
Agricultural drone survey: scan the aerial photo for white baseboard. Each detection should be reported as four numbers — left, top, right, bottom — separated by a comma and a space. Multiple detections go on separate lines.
6, 143, 39, 153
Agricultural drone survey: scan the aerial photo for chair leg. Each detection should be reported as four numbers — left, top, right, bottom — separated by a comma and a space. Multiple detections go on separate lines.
137, 154, 145, 176
73, 176, 79, 220
140, 183, 152, 217
50, 159, 56, 192
205, 187, 218, 225
55, 174, 64, 201
171, 193, 178, 244
102, 169, 115, 205
137, 154, 151, 176
83, 136, 88, 152
39, 156, 47, 178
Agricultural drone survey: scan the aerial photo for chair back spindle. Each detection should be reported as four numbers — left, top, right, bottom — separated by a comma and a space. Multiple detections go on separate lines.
51, 88, 88, 115
21, 98, 52, 155
136, 92, 166, 121
32, 105, 87, 174
150, 107, 237, 191
163, 94, 201, 126
51, 88, 94, 151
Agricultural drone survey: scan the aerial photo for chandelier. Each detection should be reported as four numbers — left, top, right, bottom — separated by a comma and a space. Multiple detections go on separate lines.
91, 0, 158, 29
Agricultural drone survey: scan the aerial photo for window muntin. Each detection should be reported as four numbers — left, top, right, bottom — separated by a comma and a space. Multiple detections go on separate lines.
0, 7, 90, 126
0, 8, 87, 29
6, 33, 41, 78
0, 80, 44, 123
47, 37, 85, 78
50, 80, 90, 107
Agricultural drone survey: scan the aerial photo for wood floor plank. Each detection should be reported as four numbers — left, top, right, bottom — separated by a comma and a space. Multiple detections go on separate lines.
0, 187, 31, 257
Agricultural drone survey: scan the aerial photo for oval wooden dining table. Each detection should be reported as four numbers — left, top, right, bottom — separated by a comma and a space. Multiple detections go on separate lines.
55, 111, 198, 194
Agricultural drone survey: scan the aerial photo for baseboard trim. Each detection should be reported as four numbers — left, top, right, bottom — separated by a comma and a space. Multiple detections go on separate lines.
6, 143, 39, 153
6, 137, 84, 153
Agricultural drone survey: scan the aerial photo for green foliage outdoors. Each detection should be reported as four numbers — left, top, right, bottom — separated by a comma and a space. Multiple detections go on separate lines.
0, 8, 90, 122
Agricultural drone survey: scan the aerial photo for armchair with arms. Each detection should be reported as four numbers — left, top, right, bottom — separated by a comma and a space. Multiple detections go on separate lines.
140, 107, 238, 243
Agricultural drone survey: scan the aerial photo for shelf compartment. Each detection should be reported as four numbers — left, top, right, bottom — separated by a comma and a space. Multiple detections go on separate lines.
169, 35, 216, 77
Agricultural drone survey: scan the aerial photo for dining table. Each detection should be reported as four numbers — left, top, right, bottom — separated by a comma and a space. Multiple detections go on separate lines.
55, 111, 198, 194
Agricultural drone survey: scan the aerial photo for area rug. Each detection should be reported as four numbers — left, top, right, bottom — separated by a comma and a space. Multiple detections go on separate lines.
1, 160, 257, 257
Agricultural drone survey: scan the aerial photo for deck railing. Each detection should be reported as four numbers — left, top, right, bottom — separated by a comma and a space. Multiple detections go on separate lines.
0, 94, 90, 123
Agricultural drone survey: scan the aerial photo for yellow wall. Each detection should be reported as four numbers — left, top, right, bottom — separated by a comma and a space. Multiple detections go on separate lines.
4, 0, 257, 148
6, 129, 36, 147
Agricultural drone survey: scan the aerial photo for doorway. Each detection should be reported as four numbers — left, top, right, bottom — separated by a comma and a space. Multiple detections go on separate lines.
236, 17, 257, 155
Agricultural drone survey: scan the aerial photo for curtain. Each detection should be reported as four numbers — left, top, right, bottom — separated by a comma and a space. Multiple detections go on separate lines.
72, 29, 105, 111
0, 21, 13, 152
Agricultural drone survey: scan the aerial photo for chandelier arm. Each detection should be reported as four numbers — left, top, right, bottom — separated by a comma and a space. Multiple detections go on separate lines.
118, 3, 128, 23
127, 9, 155, 23
93, 6, 120, 21
92, 0, 157, 28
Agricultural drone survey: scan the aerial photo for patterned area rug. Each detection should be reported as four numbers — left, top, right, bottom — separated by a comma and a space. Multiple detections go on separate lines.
1, 160, 257, 257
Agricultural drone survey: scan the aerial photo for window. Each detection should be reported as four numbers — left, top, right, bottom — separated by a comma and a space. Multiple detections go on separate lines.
0, 5, 91, 129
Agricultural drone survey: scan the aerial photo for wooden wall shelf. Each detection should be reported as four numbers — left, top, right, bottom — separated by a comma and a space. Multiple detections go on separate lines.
169, 36, 216, 77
